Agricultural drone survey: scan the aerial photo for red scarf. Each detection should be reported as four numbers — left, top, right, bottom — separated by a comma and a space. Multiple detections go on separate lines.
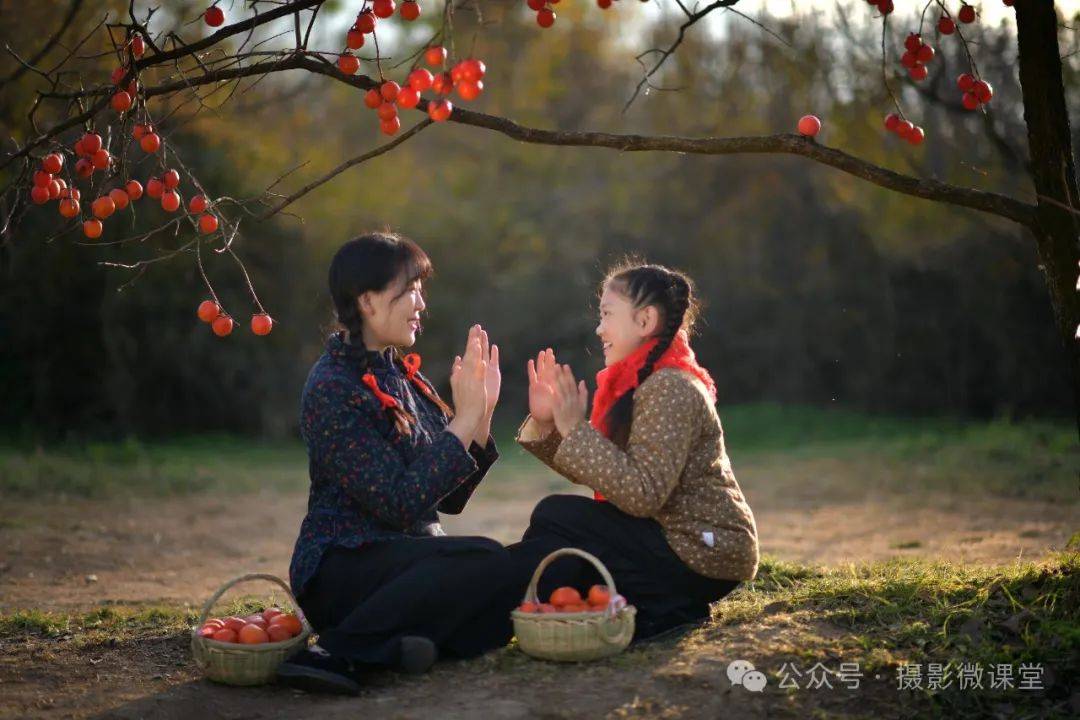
588, 330, 716, 501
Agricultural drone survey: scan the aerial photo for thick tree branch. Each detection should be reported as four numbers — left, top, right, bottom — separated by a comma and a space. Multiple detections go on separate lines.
130, 0, 325, 71
291, 59, 1039, 229
5, 41, 1039, 232
447, 112, 1038, 228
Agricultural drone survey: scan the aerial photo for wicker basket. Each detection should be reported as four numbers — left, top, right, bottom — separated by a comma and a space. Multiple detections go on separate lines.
512, 548, 636, 662
190, 572, 313, 686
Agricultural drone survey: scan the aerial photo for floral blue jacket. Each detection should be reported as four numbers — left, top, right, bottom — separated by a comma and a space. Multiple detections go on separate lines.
288, 332, 498, 598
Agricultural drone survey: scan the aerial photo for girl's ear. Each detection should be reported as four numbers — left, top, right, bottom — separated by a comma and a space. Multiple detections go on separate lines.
636, 305, 660, 337
358, 292, 375, 319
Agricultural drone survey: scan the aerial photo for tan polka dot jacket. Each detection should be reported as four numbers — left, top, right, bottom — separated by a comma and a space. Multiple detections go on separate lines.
517, 368, 759, 581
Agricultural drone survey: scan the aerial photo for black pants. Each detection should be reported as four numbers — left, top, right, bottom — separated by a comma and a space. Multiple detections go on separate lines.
507, 494, 740, 642
298, 535, 518, 666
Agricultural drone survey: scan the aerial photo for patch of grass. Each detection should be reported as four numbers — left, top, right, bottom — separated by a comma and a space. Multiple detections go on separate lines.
722, 403, 967, 453
725, 405, 1078, 502
718, 549, 1079, 718
0, 609, 70, 637
0, 434, 309, 498
0, 594, 299, 646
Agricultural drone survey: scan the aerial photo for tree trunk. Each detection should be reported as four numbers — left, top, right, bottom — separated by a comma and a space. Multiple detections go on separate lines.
1015, 0, 1080, 437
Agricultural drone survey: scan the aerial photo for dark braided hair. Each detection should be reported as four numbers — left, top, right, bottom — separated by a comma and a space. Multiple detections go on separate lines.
602, 261, 699, 448
328, 232, 439, 434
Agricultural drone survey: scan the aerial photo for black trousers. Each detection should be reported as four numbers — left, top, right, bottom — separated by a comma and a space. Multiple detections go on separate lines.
297, 535, 518, 666
507, 494, 740, 642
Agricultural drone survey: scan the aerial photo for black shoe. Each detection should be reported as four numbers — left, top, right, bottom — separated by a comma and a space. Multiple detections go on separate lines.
396, 635, 437, 675
275, 646, 364, 695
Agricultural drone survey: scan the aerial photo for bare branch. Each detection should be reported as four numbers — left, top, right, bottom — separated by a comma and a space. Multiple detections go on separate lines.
0, 0, 84, 88
625, 1, 741, 112
259, 119, 433, 219
130, 0, 326, 71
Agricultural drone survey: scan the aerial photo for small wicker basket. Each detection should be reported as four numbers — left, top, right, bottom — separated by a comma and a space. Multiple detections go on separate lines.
512, 548, 636, 662
190, 572, 313, 686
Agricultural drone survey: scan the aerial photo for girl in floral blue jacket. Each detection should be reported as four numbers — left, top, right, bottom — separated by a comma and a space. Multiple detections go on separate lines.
278, 233, 511, 695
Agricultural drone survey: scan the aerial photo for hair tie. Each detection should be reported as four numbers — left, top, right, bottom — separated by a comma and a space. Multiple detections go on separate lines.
398, 352, 454, 418
402, 352, 422, 381
361, 372, 399, 410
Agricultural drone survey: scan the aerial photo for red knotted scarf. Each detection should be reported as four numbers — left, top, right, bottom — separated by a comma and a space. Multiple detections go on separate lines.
588, 330, 716, 501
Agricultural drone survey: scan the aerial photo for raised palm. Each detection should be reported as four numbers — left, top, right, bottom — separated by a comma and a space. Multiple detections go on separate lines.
453, 325, 499, 419
450, 329, 488, 427
480, 329, 500, 416
527, 348, 558, 424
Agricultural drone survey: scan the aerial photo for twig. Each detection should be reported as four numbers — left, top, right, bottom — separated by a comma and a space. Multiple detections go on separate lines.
258, 119, 432, 219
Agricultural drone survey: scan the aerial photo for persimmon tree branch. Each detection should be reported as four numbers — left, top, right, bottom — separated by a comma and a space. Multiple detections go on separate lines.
269, 56, 1042, 229
0, 0, 326, 170
439, 114, 1039, 228
129, 0, 325, 70
9, 46, 1037, 229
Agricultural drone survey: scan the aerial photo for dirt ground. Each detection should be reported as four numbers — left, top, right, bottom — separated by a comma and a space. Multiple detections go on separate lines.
2, 465, 1074, 613
1, 458, 1076, 719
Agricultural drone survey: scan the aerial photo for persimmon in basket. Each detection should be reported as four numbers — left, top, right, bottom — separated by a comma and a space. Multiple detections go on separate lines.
197, 607, 302, 644
517, 585, 625, 614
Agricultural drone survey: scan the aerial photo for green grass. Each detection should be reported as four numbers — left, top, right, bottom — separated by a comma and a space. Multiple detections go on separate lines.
0, 434, 310, 498
0, 595, 292, 645
723, 404, 1078, 502
1, 405, 1075, 500
723, 403, 1075, 457
714, 542, 1080, 718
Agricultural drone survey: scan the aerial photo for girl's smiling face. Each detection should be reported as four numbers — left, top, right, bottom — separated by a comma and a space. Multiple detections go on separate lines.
360, 273, 426, 350
595, 281, 660, 366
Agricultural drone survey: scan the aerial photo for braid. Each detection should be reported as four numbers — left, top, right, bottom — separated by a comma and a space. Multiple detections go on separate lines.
391, 348, 455, 418
336, 293, 365, 347
605, 267, 694, 448
635, 275, 690, 386
335, 309, 420, 435
388, 406, 416, 436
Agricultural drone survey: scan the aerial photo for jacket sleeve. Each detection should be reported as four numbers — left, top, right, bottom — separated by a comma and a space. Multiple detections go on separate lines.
551, 370, 704, 517
438, 436, 499, 514
515, 415, 565, 473
304, 377, 479, 530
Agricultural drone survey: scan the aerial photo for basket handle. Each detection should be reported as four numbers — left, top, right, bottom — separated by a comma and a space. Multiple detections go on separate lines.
195, 572, 311, 633
596, 611, 635, 646
524, 547, 621, 612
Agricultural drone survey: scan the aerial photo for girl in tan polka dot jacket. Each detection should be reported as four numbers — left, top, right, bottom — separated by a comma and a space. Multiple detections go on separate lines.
508, 261, 760, 642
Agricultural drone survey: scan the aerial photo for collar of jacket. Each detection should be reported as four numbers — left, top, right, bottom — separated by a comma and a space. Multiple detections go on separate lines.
326, 332, 397, 373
